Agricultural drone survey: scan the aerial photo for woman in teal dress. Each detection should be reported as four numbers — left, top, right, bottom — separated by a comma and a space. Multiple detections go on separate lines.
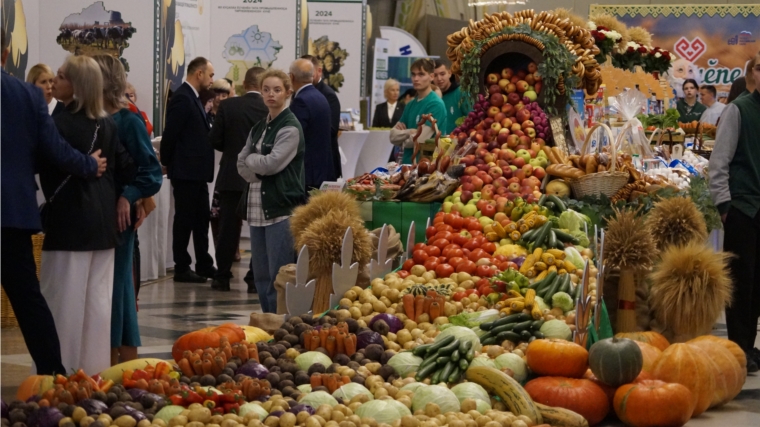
676, 79, 707, 123
93, 55, 163, 365
394, 58, 448, 164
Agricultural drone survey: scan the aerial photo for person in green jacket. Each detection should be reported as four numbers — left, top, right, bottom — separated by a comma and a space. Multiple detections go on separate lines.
433, 59, 470, 135
676, 79, 706, 123
709, 50, 760, 373
394, 58, 447, 164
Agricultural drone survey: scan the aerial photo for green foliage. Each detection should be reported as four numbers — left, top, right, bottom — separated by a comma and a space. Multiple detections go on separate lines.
636, 108, 680, 130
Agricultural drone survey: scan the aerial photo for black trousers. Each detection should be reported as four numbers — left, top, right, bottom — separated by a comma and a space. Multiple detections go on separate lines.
214, 190, 243, 280
171, 179, 214, 273
723, 206, 760, 352
1, 227, 66, 375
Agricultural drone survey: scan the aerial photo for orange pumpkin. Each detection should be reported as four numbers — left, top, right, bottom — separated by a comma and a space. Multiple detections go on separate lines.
526, 339, 589, 378
16, 375, 55, 401
633, 341, 662, 373
171, 323, 246, 361
651, 343, 715, 417
524, 376, 610, 426
614, 380, 693, 427
687, 341, 745, 407
689, 335, 747, 376
583, 369, 616, 405
615, 331, 670, 351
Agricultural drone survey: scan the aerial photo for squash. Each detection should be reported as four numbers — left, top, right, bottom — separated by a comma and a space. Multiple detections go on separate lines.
632, 341, 662, 373
614, 331, 670, 351
688, 335, 747, 377
582, 369, 615, 406
615, 331, 670, 351
535, 402, 589, 427
16, 375, 55, 401
687, 340, 745, 407
545, 180, 571, 198
524, 377, 609, 426
614, 380, 693, 427
588, 337, 643, 387
651, 343, 715, 416
171, 323, 246, 361
526, 339, 589, 379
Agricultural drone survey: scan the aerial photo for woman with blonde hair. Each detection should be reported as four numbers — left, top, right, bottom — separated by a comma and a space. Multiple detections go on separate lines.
209, 78, 232, 123
26, 63, 63, 115
92, 54, 163, 366
39, 55, 136, 375
371, 78, 404, 128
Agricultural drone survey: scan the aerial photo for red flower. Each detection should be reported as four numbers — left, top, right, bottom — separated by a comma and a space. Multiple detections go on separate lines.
593, 32, 606, 42
597, 26, 609, 32
627, 46, 635, 53
637, 47, 648, 53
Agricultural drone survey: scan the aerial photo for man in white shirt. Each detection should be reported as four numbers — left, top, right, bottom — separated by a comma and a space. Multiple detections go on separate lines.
700, 85, 726, 125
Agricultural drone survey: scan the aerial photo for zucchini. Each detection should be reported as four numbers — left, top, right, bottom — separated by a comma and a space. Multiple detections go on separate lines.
447, 366, 462, 383
466, 346, 475, 362
438, 339, 460, 356
521, 227, 538, 242
572, 279, 583, 301
490, 323, 517, 335
531, 319, 545, 330
548, 195, 566, 212
530, 271, 558, 291
493, 312, 531, 327
481, 336, 496, 346
496, 331, 523, 343
479, 332, 493, 343
540, 274, 563, 300
520, 330, 533, 341
534, 223, 553, 248
513, 320, 534, 333
548, 230, 558, 249
426, 335, 455, 356
459, 358, 470, 371
545, 200, 555, 210
537, 273, 560, 298
412, 344, 432, 357
532, 330, 545, 339
459, 340, 472, 355
415, 360, 439, 381
479, 321, 495, 331
439, 361, 455, 383
537, 194, 547, 207
430, 366, 444, 384
418, 352, 439, 370
436, 356, 450, 366
553, 229, 581, 245
451, 350, 460, 362
558, 274, 572, 294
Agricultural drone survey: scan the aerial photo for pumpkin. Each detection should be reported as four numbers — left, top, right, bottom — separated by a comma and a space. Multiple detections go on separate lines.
583, 369, 616, 405
545, 180, 571, 198
633, 341, 662, 373
524, 376, 610, 426
689, 335, 747, 376
589, 337, 643, 387
614, 380, 693, 427
614, 331, 670, 351
171, 323, 246, 361
651, 343, 716, 416
633, 369, 654, 383
16, 375, 55, 401
526, 339, 589, 378
687, 340, 745, 407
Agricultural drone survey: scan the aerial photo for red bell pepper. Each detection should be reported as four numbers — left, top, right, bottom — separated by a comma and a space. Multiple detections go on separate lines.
169, 395, 185, 406
153, 362, 172, 379
131, 369, 152, 381
184, 390, 204, 405
223, 403, 240, 414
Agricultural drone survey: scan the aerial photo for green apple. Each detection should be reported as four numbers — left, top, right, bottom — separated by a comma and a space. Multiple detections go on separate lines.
529, 158, 542, 168
444, 196, 453, 204
442, 201, 453, 213
474, 211, 482, 218
537, 150, 548, 158
515, 149, 531, 163
473, 191, 482, 201
479, 216, 494, 226
452, 202, 464, 213
524, 90, 537, 101
453, 191, 462, 198
461, 204, 478, 217
535, 157, 548, 168
453, 196, 461, 204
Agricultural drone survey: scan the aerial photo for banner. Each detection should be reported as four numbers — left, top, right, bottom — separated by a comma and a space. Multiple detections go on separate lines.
592, 4, 760, 99
1, 0, 40, 79
369, 37, 389, 124
306, 0, 366, 111
209, 0, 302, 96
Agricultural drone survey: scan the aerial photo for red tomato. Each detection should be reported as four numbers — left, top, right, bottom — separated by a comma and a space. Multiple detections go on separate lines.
424, 245, 441, 257
452, 291, 467, 301
498, 262, 510, 271
432, 238, 451, 250
397, 270, 410, 279
465, 289, 479, 296
438, 256, 448, 264
456, 260, 477, 274
425, 226, 436, 239
434, 223, 453, 233
469, 248, 487, 262
414, 243, 427, 251
433, 214, 444, 224
447, 257, 463, 267
402, 259, 415, 271
448, 248, 464, 259
412, 250, 429, 264
450, 215, 464, 230
476, 278, 491, 289
443, 213, 454, 226
468, 221, 483, 232
493, 255, 509, 263
424, 258, 439, 271
481, 242, 497, 254
434, 231, 454, 242
476, 264, 496, 277
452, 234, 470, 246
463, 239, 481, 251
435, 263, 455, 279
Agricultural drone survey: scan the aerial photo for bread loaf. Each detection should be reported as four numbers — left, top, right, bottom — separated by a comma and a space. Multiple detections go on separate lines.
585, 156, 599, 174
547, 164, 585, 179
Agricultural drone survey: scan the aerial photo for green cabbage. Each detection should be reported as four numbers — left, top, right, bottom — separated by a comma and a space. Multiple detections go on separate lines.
435, 326, 482, 352
534, 296, 550, 312
559, 210, 591, 232
300, 391, 339, 409
448, 309, 500, 328
154, 406, 185, 424
552, 292, 575, 312
476, 400, 492, 414
411, 385, 461, 413
570, 230, 590, 247
494, 353, 528, 382
450, 383, 490, 405
564, 247, 585, 270
238, 403, 268, 421
355, 399, 411, 424
540, 319, 572, 340
295, 351, 333, 372
387, 352, 423, 378
468, 355, 497, 369
400, 382, 428, 392
297, 384, 312, 393
332, 383, 374, 401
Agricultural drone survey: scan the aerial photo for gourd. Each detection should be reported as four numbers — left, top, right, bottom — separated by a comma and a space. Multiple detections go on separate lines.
613, 380, 693, 427
614, 331, 669, 351
524, 377, 609, 426
588, 337, 642, 387
650, 343, 715, 416
526, 339, 588, 379
16, 375, 55, 401
688, 335, 747, 376
632, 341, 662, 373
687, 339, 745, 407
171, 323, 246, 361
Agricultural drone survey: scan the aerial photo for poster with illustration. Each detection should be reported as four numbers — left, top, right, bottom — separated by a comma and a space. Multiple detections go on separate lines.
209, 0, 302, 96
306, 0, 366, 111
38, 0, 156, 117
1, 0, 38, 79
592, 4, 760, 100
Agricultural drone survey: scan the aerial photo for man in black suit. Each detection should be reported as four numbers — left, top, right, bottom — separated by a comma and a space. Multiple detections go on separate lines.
302, 55, 342, 180
289, 59, 336, 190
160, 57, 217, 283
209, 67, 267, 292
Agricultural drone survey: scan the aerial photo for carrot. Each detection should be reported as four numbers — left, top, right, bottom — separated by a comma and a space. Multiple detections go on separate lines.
192, 359, 204, 376
426, 289, 438, 298
310, 334, 321, 352
248, 343, 259, 362
219, 349, 228, 365
319, 327, 329, 348
194, 349, 204, 356
183, 350, 194, 360
202, 359, 213, 375
414, 295, 425, 322
178, 358, 195, 377
336, 331, 346, 355
222, 343, 233, 360
403, 293, 415, 319
340, 375, 351, 385
344, 334, 356, 356
239, 344, 250, 362
41, 388, 56, 402
337, 322, 348, 334
423, 296, 432, 316
326, 335, 337, 358
213, 356, 225, 376
310, 374, 322, 388
136, 379, 149, 391
325, 374, 338, 393
429, 302, 441, 320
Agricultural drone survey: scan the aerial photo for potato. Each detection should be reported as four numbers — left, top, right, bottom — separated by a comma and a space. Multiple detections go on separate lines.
306, 418, 322, 427
397, 396, 412, 409
359, 289, 375, 304
460, 399, 477, 413
186, 423, 204, 427
348, 402, 362, 412
510, 421, 528, 427
113, 416, 137, 427
137, 421, 151, 427
372, 300, 388, 313
263, 417, 279, 427
316, 406, 333, 421
325, 422, 339, 427
339, 422, 356, 427
400, 416, 419, 427
313, 416, 327, 427
223, 415, 243, 422
247, 421, 264, 427
448, 420, 465, 427
221, 420, 239, 427
515, 415, 533, 426
424, 403, 441, 417
476, 416, 491, 427
278, 413, 296, 427
360, 303, 374, 316
372, 283, 388, 297
168, 416, 188, 427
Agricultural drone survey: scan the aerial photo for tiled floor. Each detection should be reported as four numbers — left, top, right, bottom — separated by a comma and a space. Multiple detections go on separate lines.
1, 253, 759, 425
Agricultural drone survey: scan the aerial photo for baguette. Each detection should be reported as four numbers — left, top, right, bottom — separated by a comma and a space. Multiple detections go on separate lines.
585, 156, 598, 174
543, 146, 559, 165
551, 147, 571, 166
568, 154, 581, 169
547, 164, 585, 179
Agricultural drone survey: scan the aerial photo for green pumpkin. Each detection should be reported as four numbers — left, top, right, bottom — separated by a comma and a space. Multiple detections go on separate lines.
403, 284, 430, 296
589, 337, 643, 387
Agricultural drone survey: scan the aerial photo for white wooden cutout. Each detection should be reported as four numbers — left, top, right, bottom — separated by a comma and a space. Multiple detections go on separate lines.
286, 245, 316, 316
369, 224, 394, 279
329, 227, 359, 308
400, 221, 416, 263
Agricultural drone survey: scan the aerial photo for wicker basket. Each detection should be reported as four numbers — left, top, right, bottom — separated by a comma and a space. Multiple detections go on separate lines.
1, 234, 44, 327
567, 123, 629, 198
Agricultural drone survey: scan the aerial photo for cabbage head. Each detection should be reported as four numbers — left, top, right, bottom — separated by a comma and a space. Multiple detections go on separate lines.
300, 391, 339, 409
540, 319, 572, 340
355, 399, 411, 424
494, 353, 528, 382
238, 403, 268, 421
411, 385, 460, 413
435, 326, 482, 352
450, 383, 490, 405
154, 406, 185, 425
295, 352, 333, 372
332, 383, 373, 401
387, 352, 423, 378
400, 382, 427, 392
297, 384, 312, 394
468, 355, 497, 369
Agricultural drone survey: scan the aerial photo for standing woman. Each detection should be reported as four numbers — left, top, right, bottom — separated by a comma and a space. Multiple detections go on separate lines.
39, 55, 135, 375
92, 55, 163, 366
237, 69, 305, 313
209, 79, 231, 123
677, 79, 706, 123
26, 64, 63, 115
372, 78, 404, 128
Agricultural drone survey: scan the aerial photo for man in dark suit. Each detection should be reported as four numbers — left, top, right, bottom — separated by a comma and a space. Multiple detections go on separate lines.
302, 55, 342, 180
289, 59, 336, 191
209, 67, 267, 292
1, 31, 107, 375
160, 57, 217, 283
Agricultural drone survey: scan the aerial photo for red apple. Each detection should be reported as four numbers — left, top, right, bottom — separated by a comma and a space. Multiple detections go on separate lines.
486, 73, 500, 85
496, 186, 509, 196
500, 68, 514, 80
515, 102, 525, 112
490, 122, 502, 133
516, 81, 529, 93
482, 203, 497, 218
507, 92, 521, 106
498, 79, 510, 91
534, 81, 543, 94
521, 119, 535, 129
505, 83, 517, 94
514, 130, 525, 137
482, 185, 495, 200
514, 169, 526, 180
496, 132, 510, 145
462, 182, 475, 193
525, 74, 535, 85
508, 182, 520, 193
507, 177, 520, 185
501, 103, 515, 117
488, 106, 500, 118
527, 62, 537, 73
493, 176, 508, 188
460, 175, 472, 184
482, 174, 493, 185
476, 199, 489, 211
522, 164, 533, 177
525, 128, 537, 138
476, 148, 489, 159
517, 70, 527, 79
470, 176, 484, 191
506, 134, 520, 148
497, 159, 510, 170
512, 157, 526, 168
534, 138, 546, 148
500, 117, 513, 129
533, 166, 546, 180
510, 123, 522, 133
477, 164, 489, 172
488, 166, 503, 180
483, 152, 495, 163
464, 166, 478, 176
461, 191, 473, 204
518, 135, 532, 146
516, 109, 531, 124
510, 76, 520, 84
494, 112, 506, 123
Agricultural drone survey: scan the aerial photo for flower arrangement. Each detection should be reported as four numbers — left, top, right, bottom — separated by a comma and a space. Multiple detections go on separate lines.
643, 46, 673, 76
588, 21, 623, 64
611, 41, 674, 76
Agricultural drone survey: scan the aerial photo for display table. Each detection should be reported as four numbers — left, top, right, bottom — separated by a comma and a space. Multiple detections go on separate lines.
338, 130, 394, 178
337, 131, 370, 179
358, 201, 441, 245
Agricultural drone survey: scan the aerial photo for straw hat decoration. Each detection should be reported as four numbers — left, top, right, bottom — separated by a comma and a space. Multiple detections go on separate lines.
645, 196, 707, 252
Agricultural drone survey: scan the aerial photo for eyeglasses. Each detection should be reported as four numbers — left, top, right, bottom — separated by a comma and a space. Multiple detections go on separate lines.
262, 87, 284, 95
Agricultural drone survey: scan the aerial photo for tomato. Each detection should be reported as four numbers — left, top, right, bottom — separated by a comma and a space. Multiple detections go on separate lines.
414, 243, 427, 251
463, 239, 481, 251
450, 215, 464, 230
465, 289, 479, 296
469, 248, 487, 262
435, 263, 455, 279
426, 226, 436, 239
438, 256, 447, 264
476, 264, 497, 278
493, 255, 509, 263
468, 221, 483, 232
507, 261, 519, 270
432, 238, 451, 250
402, 259, 415, 271
481, 242, 497, 254
433, 214, 444, 224
443, 213, 454, 226
434, 231, 454, 242
434, 223, 453, 233
452, 233, 470, 246
424, 245, 441, 257
424, 258, 439, 272
448, 248, 464, 259
397, 270, 410, 279
456, 260, 477, 274
412, 250, 429, 264
498, 262, 510, 271
452, 291, 467, 301
447, 257, 463, 267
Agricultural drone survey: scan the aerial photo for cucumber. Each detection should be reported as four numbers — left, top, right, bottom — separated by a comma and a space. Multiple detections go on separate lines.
438, 339, 460, 356
465, 347, 475, 362
481, 336, 496, 346
493, 313, 531, 327
459, 340, 472, 355
412, 344, 432, 357
415, 360, 439, 381
537, 194, 547, 207
479, 332, 493, 343
531, 319, 545, 330
553, 229, 581, 245
496, 331, 523, 343
537, 274, 560, 298
436, 356, 450, 366
529, 336, 537, 343
534, 223, 553, 248
573, 279, 583, 301
548, 230, 558, 249
480, 321, 495, 331
459, 358, 469, 371
426, 336, 455, 356
530, 271, 558, 291
545, 200, 556, 210
513, 320, 534, 333
418, 352, 439, 370
558, 274, 572, 294
490, 323, 517, 335
521, 227, 538, 242
520, 330, 533, 341
448, 366, 462, 383
548, 195, 566, 212
439, 361, 455, 383
451, 350, 460, 362
532, 330, 546, 339
430, 366, 444, 384
541, 274, 563, 300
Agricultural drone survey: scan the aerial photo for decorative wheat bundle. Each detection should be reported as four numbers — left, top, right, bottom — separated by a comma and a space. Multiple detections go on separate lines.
646, 196, 708, 252
604, 207, 657, 333
290, 191, 362, 241
588, 12, 630, 51
649, 242, 732, 342
553, 8, 589, 30
627, 26, 653, 48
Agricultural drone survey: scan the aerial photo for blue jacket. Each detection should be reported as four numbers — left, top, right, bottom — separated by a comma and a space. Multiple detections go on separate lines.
290, 84, 336, 189
1, 69, 97, 230
160, 82, 214, 182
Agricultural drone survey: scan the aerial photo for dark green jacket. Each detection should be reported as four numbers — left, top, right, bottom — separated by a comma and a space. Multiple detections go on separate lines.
676, 99, 706, 123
